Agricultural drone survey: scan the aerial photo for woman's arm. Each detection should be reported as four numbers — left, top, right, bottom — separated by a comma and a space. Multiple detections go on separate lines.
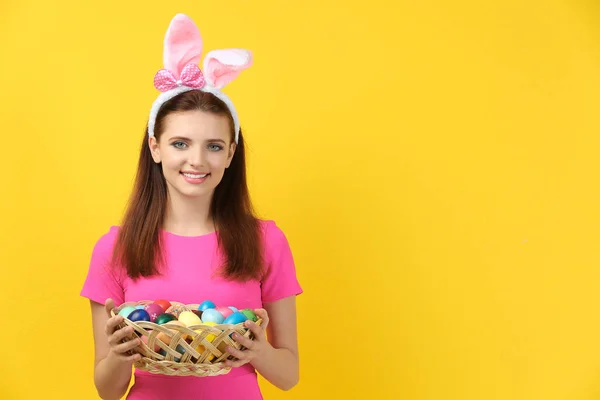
90, 299, 141, 400
226, 295, 300, 390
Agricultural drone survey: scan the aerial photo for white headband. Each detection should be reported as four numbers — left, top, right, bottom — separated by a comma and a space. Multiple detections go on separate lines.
147, 14, 253, 144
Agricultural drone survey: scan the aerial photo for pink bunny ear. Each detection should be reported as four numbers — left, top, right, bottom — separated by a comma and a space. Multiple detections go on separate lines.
163, 14, 203, 78
203, 49, 253, 89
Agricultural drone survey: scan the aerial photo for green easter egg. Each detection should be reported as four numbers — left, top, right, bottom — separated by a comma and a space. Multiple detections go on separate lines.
155, 313, 177, 325
240, 309, 258, 322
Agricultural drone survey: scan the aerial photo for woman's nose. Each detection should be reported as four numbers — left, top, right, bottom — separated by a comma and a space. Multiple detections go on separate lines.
188, 146, 205, 167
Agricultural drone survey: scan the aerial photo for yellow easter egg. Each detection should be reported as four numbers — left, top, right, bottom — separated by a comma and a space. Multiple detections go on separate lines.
199, 322, 218, 341
196, 344, 215, 362
178, 311, 202, 327
194, 322, 218, 362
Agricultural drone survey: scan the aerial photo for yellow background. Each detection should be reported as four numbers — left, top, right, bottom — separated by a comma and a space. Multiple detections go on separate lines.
1, 1, 600, 399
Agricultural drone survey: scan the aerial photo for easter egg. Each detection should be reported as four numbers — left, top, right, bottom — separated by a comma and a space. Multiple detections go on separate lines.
178, 311, 202, 327
216, 306, 233, 319
118, 306, 137, 318
156, 332, 172, 347
139, 333, 160, 353
197, 322, 218, 342
159, 344, 187, 362
154, 299, 172, 313
195, 344, 208, 360
144, 304, 164, 322
158, 348, 171, 361
136, 334, 159, 354
166, 304, 188, 318
155, 313, 177, 325
198, 300, 216, 311
166, 320, 186, 332
135, 305, 145, 309
201, 308, 225, 324
156, 321, 186, 346
174, 344, 187, 362
128, 309, 151, 323
192, 310, 203, 319
229, 306, 239, 313
194, 322, 217, 362
134, 335, 145, 351
195, 346, 215, 362
223, 311, 248, 325
240, 309, 258, 322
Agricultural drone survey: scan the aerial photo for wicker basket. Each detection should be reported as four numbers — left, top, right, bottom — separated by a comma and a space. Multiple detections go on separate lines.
111, 300, 262, 377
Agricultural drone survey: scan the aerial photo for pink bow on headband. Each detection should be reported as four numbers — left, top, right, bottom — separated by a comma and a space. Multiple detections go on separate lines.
152, 14, 252, 93
154, 63, 205, 92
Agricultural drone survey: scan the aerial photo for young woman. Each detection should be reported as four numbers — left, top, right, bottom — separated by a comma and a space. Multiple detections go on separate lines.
80, 14, 302, 400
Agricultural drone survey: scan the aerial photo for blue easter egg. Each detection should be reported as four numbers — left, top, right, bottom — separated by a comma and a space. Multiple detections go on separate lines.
223, 311, 248, 325
198, 300, 216, 311
135, 305, 145, 309
128, 309, 151, 322
201, 308, 225, 324
158, 344, 186, 362
174, 344, 186, 362
229, 306, 239, 313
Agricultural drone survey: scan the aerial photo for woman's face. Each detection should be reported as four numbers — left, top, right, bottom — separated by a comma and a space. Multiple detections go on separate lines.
149, 110, 236, 199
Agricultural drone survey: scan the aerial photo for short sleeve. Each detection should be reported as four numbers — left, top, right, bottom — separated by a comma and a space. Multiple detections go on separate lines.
80, 227, 125, 306
260, 220, 303, 303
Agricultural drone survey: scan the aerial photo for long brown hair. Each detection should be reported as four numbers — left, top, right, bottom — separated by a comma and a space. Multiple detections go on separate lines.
112, 90, 263, 282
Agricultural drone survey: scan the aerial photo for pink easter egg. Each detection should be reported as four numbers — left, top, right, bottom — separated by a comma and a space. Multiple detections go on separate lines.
216, 306, 234, 319
144, 303, 165, 322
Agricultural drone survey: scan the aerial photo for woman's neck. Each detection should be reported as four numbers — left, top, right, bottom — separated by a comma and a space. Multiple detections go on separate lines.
162, 191, 215, 237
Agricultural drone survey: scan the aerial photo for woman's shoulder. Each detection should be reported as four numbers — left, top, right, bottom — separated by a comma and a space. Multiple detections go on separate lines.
257, 219, 286, 238
257, 218, 292, 251
91, 225, 121, 253
255, 218, 302, 299
96, 225, 121, 240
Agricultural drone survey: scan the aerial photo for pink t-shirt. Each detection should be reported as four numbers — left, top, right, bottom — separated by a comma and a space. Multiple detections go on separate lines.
80, 219, 303, 400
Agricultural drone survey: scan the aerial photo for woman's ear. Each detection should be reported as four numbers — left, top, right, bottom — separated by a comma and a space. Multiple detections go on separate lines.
149, 136, 161, 163
226, 142, 237, 168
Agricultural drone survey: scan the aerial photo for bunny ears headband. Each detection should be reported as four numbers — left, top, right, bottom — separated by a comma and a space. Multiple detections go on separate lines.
148, 14, 252, 143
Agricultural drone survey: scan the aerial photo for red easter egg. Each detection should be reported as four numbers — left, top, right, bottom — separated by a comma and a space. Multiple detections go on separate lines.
154, 299, 172, 313
139, 334, 160, 353
216, 306, 234, 319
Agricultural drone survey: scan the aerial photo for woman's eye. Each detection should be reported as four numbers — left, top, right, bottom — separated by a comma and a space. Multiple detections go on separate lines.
172, 141, 187, 149
208, 144, 223, 151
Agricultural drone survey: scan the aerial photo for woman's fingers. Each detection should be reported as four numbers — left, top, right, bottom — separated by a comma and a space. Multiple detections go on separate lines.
254, 309, 269, 330
226, 346, 248, 361
113, 336, 141, 355
126, 353, 143, 362
225, 358, 247, 368
105, 315, 125, 336
109, 325, 134, 345
244, 320, 265, 341
232, 332, 254, 349
102, 300, 143, 362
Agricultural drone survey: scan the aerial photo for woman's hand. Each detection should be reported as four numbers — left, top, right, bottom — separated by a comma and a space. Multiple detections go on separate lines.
224, 308, 272, 368
104, 298, 142, 364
